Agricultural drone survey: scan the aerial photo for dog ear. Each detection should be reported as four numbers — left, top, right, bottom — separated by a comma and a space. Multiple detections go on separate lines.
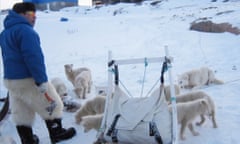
64, 64, 69, 68
64, 64, 73, 68
200, 99, 208, 106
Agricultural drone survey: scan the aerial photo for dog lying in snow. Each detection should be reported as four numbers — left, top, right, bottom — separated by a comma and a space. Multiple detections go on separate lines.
172, 91, 217, 128
64, 64, 92, 99
81, 114, 103, 133
51, 77, 68, 98
75, 95, 105, 124
164, 84, 181, 102
51, 77, 81, 112
177, 67, 224, 89
169, 99, 211, 140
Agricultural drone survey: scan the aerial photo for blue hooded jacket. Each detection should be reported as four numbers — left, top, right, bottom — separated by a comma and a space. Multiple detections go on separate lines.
0, 10, 48, 84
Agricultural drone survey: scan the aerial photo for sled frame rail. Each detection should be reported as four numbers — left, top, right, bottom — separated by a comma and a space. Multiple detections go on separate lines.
108, 56, 173, 66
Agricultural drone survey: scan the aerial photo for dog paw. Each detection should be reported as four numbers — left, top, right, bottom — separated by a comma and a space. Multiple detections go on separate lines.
180, 135, 186, 140
193, 132, 200, 136
83, 128, 90, 133
195, 122, 201, 126
75, 117, 82, 124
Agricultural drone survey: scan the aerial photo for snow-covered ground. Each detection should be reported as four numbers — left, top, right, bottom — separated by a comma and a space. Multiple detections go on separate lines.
0, 0, 240, 143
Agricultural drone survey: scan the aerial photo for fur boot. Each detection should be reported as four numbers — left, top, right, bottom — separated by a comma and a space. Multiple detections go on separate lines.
45, 118, 76, 143
16, 125, 39, 144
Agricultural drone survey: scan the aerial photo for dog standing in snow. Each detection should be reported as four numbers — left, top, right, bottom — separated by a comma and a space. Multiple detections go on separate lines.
81, 114, 103, 133
168, 99, 211, 140
177, 67, 224, 89
64, 64, 92, 99
73, 70, 92, 99
172, 91, 217, 128
75, 96, 105, 124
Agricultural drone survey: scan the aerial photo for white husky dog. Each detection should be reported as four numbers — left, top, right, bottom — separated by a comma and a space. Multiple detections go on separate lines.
75, 96, 105, 124
51, 77, 81, 112
169, 99, 211, 140
64, 64, 90, 85
64, 64, 92, 99
51, 77, 68, 97
173, 91, 217, 128
73, 70, 92, 99
177, 67, 224, 89
81, 114, 103, 133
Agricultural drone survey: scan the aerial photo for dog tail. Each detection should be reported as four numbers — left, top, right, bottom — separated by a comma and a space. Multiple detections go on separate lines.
208, 69, 224, 85
212, 78, 224, 84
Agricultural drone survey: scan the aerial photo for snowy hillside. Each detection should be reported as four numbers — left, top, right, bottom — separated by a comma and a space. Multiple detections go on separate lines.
0, 0, 240, 144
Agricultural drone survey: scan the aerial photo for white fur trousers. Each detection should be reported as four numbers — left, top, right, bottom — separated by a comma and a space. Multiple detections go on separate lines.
4, 78, 63, 126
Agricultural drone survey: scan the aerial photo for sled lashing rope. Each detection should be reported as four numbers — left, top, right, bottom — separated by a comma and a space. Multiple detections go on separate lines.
140, 57, 148, 97
149, 121, 163, 144
160, 57, 170, 84
108, 60, 119, 85
106, 114, 121, 143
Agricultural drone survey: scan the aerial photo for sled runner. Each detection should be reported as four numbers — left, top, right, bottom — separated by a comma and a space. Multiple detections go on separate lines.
0, 92, 9, 123
95, 47, 178, 144
0, 92, 16, 143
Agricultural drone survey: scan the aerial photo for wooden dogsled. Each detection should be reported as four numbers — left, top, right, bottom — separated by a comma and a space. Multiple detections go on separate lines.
95, 47, 178, 144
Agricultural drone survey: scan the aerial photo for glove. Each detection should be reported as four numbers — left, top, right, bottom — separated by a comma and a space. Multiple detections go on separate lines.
36, 82, 48, 94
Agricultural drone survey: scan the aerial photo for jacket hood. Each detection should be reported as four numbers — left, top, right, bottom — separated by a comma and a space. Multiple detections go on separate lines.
4, 10, 32, 29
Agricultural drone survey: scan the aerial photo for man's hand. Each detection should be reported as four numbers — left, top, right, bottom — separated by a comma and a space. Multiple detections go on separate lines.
36, 82, 48, 94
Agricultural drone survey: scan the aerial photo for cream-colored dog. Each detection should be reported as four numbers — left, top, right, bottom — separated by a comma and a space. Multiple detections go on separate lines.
74, 70, 92, 99
64, 64, 92, 99
169, 99, 210, 140
177, 67, 224, 89
64, 64, 90, 85
51, 77, 68, 98
173, 91, 217, 128
81, 114, 103, 133
75, 96, 105, 124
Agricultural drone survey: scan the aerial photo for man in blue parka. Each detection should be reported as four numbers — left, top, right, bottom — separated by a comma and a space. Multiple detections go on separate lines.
0, 2, 76, 144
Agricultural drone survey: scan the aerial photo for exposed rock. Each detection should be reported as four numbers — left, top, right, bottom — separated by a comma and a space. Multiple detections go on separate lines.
190, 20, 240, 35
